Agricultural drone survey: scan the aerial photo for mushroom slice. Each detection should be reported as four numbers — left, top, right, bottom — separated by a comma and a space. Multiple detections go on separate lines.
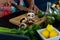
19, 23, 27, 29
20, 18, 27, 23
27, 19, 34, 25
27, 12, 35, 19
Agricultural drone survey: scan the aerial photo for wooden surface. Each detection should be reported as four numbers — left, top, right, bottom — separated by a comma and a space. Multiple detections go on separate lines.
9, 13, 46, 26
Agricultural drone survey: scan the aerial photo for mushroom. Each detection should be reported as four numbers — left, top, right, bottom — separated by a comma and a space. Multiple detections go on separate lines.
20, 18, 27, 23
19, 23, 27, 29
27, 18, 34, 25
19, 18, 28, 29
27, 12, 35, 19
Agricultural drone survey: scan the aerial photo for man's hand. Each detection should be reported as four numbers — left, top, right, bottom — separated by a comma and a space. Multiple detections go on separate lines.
27, 0, 40, 14
10, 0, 17, 5
29, 4, 39, 14
0, 0, 17, 6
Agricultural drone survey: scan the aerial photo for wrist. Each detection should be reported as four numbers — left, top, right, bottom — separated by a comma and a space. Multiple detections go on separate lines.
27, 0, 34, 5
29, 1, 34, 7
31, 0, 34, 5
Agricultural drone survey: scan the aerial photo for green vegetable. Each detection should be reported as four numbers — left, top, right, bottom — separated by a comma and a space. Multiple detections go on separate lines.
38, 11, 44, 18
17, 24, 42, 40
56, 14, 60, 22
45, 16, 55, 25
0, 27, 16, 34
52, 10, 57, 17
0, 24, 42, 40
32, 24, 42, 31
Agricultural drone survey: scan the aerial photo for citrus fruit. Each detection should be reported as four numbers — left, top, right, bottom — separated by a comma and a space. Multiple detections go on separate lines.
50, 30, 58, 38
41, 29, 49, 38
46, 24, 54, 32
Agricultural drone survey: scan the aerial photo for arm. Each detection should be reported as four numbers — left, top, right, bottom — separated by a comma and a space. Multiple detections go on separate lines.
26, 0, 34, 5
12, 3, 29, 11
26, 0, 40, 14
11, 0, 30, 11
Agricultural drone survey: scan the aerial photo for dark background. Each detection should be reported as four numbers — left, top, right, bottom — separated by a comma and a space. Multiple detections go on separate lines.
34, 0, 58, 11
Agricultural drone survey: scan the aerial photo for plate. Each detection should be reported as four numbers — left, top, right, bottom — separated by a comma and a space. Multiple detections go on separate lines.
37, 27, 60, 40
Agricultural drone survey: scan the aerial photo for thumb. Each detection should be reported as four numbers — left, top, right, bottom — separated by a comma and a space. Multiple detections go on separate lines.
10, 0, 17, 5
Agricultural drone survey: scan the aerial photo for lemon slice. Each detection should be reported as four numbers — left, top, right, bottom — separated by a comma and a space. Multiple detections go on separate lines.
50, 30, 58, 38
41, 29, 49, 38
46, 24, 54, 32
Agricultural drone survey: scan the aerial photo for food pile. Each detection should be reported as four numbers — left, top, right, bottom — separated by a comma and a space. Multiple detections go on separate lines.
0, 24, 42, 40
41, 24, 59, 39
52, 0, 60, 9
19, 12, 36, 29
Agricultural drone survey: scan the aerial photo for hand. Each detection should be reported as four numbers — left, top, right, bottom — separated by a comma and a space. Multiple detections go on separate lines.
0, 0, 7, 4
10, 0, 17, 5
29, 3, 40, 14
0, 0, 17, 6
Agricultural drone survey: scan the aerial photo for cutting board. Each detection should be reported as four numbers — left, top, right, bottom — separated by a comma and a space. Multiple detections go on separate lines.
9, 13, 46, 26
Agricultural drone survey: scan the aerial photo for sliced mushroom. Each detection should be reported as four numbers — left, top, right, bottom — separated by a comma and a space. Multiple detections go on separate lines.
20, 18, 27, 23
27, 12, 35, 19
19, 23, 27, 29
27, 19, 34, 25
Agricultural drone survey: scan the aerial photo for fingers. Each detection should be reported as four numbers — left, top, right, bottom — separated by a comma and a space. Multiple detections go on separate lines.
7, 0, 11, 6
28, 3, 40, 14
29, 4, 34, 10
0, 0, 6, 4
2, 0, 17, 6
0, 0, 13, 5
10, 0, 17, 5
34, 5, 39, 14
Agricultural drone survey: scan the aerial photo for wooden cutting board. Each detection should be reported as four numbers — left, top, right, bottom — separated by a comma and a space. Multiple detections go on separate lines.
9, 13, 46, 26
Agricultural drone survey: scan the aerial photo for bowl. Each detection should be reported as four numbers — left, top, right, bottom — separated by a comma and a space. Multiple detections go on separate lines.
37, 27, 60, 40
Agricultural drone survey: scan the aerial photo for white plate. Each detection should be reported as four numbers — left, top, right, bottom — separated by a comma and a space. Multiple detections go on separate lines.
37, 27, 60, 40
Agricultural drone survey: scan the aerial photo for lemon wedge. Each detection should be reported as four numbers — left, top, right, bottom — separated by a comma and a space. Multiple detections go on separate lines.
41, 29, 49, 38
46, 24, 54, 32
50, 30, 58, 38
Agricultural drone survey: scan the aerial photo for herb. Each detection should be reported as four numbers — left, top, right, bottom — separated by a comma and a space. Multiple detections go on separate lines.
38, 11, 44, 18
0, 24, 42, 40
17, 24, 42, 40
